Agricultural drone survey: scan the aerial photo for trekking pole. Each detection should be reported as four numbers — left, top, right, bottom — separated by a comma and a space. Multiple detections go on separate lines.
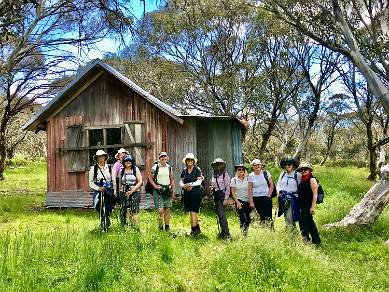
99, 190, 107, 232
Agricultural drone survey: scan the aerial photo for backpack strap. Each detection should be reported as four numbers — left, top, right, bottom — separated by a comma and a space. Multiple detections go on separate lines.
281, 171, 286, 181
294, 171, 298, 184
263, 170, 270, 187
93, 164, 98, 181
154, 164, 160, 184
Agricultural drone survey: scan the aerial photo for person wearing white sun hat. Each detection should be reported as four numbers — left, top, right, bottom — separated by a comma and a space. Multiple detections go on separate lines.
112, 148, 129, 192
89, 149, 114, 228
179, 153, 203, 235
247, 159, 274, 226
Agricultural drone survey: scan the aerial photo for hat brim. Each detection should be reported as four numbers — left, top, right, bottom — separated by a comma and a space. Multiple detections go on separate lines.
183, 157, 197, 164
211, 161, 226, 166
296, 165, 313, 172
94, 154, 108, 162
234, 165, 247, 171
280, 159, 299, 169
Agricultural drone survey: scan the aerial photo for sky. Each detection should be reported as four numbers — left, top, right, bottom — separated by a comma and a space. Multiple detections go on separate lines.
80, 0, 160, 61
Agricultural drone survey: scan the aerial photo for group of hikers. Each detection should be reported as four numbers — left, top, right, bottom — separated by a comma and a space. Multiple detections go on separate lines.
88, 148, 321, 244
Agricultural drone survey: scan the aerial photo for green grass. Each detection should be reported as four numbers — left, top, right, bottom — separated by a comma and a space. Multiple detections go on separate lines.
0, 162, 388, 291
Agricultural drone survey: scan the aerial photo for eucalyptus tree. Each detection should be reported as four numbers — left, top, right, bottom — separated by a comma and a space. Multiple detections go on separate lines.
319, 97, 349, 166
290, 44, 341, 160
340, 64, 389, 180
105, 44, 194, 113
262, 0, 389, 113
0, 0, 133, 179
138, 0, 268, 116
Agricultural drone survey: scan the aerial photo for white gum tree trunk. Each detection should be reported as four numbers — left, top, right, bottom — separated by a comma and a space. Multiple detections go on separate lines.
325, 165, 389, 228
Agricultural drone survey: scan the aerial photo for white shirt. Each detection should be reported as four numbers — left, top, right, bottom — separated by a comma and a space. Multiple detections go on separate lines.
276, 171, 301, 195
248, 171, 270, 197
230, 176, 249, 202
89, 164, 112, 191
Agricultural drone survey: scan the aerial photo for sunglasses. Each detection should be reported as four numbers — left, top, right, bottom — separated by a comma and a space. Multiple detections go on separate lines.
237, 168, 245, 171
300, 168, 310, 172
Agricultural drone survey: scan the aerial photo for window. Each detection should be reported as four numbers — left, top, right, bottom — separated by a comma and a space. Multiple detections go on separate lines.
66, 123, 145, 170
87, 127, 123, 165
66, 125, 87, 172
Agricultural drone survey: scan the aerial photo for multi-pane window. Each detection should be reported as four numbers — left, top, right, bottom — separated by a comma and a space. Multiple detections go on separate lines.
66, 122, 145, 171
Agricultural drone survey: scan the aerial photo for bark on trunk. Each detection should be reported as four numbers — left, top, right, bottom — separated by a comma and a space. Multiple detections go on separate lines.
367, 123, 377, 180
332, 0, 389, 113
324, 166, 389, 228
0, 134, 6, 181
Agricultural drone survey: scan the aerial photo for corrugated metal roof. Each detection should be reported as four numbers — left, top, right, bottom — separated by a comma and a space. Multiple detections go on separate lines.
23, 59, 184, 131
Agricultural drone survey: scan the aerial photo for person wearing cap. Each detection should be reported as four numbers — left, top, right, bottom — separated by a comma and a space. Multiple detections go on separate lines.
89, 149, 114, 228
116, 154, 143, 228
149, 151, 176, 232
276, 158, 301, 231
296, 161, 321, 244
112, 148, 129, 192
230, 164, 251, 236
248, 159, 274, 225
210, 158, 231, 239
179, 153, 204, 235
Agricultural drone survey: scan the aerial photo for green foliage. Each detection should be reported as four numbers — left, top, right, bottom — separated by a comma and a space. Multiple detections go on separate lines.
0, 163, 388, 291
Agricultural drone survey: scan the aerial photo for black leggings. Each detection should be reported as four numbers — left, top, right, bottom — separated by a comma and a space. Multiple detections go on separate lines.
237, 199, 251, 231
253, 196, 272, 222
299, 204, 321, 244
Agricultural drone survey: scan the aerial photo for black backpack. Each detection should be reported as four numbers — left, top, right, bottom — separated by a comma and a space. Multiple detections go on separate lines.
316, 180, 325, 204
145, 163, 172, 194
263, 170, 277, 198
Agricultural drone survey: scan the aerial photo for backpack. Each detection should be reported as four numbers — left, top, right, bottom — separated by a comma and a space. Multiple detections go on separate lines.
263, 170, 277, 198
316, 180, 325, 204
145, 163, 172, 194
281, 171, 298, 184
93, 164, 112, 182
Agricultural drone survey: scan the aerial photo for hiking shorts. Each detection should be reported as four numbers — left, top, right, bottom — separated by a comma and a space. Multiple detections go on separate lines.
183, 187, 202, 213
153, 186, 172, 209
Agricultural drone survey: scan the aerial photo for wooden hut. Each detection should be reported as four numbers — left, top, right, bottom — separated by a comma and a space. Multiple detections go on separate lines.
24, 59, 244, 208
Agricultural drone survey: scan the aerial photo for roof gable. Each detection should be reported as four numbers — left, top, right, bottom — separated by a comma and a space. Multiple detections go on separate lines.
23, 59, 183, 131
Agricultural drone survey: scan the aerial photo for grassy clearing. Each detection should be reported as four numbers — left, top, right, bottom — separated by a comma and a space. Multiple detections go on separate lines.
0, 162, 388, 291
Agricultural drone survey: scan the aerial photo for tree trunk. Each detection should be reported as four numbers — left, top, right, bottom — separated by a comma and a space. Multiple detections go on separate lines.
366, 123, 377, 180
0, 134, 6, 181
332, 0, 389, 113
259, 117, 277, 158
367, 147, 377, 181
324, 166, 389, 228
6, 147, 14, 160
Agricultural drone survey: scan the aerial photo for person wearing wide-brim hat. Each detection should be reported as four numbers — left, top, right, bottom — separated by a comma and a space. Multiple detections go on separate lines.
210, 158, 231, 239
179, 153, 204, 235
112, 148, 129, 192
149, 151, 176, 232
230, 164, 252, 236
296, 161, 321, 244
276, 158, 301, 232
247, 159, 274, 226
89, 149, 114, 229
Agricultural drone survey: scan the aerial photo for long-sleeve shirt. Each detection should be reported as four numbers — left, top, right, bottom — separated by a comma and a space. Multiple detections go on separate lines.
211, 172, 231, 200
111, 160, 124, 186
88, 164, 112, 191
276, 170, 301, 195
179, 166, 203, 187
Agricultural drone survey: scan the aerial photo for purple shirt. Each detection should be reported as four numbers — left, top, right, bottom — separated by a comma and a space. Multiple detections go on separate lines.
211, 172, 231, 199
112, 160, 124, 183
